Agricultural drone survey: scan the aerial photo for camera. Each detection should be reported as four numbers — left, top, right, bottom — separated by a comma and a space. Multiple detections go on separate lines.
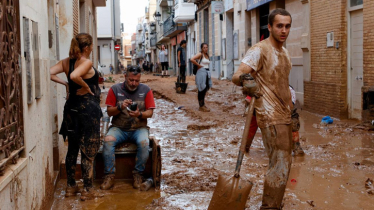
127, 102, 138, 111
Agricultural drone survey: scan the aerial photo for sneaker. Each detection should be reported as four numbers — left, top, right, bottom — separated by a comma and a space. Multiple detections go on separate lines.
133, 173, 144, 189
199, 106, 210, 112
80, 188, 104, 201
100, 174, 115, 190
293, 142, 305, 156
65, 185, 80, 197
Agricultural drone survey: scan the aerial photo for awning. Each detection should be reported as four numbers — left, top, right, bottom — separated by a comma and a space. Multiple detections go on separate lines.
246, 0, 273, 11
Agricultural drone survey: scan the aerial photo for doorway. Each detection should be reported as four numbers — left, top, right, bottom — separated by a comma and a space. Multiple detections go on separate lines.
259, 3, 269, 41
226, 12, 234, 79
348, 9, 363, 119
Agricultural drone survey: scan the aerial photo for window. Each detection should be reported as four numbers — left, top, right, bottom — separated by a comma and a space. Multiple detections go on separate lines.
350, 0, 363, 7
259, 3, 270, 41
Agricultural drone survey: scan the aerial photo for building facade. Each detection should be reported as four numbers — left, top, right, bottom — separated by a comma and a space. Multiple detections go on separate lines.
97, 0, 121, 74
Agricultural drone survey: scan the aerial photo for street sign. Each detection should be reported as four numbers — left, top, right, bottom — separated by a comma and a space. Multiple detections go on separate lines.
114, 45, 120, 51
211, 1, 225, 14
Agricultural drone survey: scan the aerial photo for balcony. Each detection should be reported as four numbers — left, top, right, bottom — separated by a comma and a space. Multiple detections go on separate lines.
163, 15, 187, 38
158, 0, 168, 7
150, 36, 157, 48
174, 0, 195, 23
137, 50, 145, 59
137, 24, 143, 31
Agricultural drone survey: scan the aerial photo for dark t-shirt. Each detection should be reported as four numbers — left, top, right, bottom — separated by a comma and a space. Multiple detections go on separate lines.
177, 47, 186, 66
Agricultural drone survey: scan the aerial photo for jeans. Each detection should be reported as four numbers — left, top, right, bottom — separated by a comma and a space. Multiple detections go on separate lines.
103, 127, 150, 175
179, 65, 186, 83
198, 73, 210, 107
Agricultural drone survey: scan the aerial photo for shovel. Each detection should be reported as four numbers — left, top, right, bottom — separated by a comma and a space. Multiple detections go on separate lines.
208, 97, 256, 210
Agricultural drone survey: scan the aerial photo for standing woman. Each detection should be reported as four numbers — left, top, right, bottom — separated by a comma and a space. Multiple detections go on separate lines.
50, 33, 103, 201
158, 44, 168, 75
190, 43, 212, 112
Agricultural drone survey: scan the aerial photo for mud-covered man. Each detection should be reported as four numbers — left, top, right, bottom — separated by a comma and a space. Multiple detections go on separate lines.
101, 65, 156, 190
232, 8, 294, 209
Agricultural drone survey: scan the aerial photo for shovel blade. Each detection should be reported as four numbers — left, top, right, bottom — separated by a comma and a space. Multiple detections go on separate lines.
208, 174, 253, 210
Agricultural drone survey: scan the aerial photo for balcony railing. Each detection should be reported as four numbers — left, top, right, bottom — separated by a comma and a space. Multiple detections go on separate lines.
150, 36, 157, 48
163, 15, 174, 35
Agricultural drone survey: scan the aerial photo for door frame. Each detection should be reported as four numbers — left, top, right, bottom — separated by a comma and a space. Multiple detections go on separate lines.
347, 3, 363, 119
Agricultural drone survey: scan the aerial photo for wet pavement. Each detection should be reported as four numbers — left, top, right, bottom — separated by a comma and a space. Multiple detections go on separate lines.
51, 75, 374, 210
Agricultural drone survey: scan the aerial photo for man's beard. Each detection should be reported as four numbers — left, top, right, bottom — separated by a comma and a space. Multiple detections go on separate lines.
125, 82, 138, 92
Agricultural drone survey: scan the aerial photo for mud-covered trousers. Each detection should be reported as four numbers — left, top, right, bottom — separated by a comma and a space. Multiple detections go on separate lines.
259, 124, 292, 210
66, 135, 97, 189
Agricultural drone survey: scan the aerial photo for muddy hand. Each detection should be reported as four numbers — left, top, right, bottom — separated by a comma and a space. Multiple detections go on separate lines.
76, 86, 94, 96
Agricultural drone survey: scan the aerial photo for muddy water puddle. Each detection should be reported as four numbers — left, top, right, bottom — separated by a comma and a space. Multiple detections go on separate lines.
51, 98, 374, 209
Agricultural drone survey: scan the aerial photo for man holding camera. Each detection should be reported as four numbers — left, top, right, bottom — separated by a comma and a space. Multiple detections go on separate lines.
101, 65, 156, 190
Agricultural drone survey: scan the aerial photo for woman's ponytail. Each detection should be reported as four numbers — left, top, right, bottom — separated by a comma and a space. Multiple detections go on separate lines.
69, 33, 93, 59
69, 37, 81, 59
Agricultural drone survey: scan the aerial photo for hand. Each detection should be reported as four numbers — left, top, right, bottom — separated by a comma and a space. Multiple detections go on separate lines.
121, 99, 133, 110
76, 86, 94, 96
242, 80, 262, 99
178, 63, 181, 67
128, 107, 140, 118
65, 84, 69, 100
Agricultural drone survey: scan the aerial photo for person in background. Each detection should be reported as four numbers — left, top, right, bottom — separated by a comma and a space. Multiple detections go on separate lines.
50, 33, 103, 201
190, 43, 212, 112
109, 64, 114, 74
158, 44, 168, 75
177, 40, 187, 83
150, 62, 154, 73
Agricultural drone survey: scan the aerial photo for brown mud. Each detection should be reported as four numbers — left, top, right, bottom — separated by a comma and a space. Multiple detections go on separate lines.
51, 74, 374, 210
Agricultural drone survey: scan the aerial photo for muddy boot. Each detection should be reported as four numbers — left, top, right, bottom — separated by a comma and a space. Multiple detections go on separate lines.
80, 188, 104, 201
293, 142, 305, 156
133, 173, 144, 189
199, 105, 210, 112
65, 185, 80, 197
100, 174, 115, 190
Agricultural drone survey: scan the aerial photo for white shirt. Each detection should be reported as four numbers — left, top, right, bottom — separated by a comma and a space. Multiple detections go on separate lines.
201, 55, 210, 69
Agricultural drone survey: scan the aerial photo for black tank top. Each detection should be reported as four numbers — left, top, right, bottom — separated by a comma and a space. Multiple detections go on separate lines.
68, 59, 100, 100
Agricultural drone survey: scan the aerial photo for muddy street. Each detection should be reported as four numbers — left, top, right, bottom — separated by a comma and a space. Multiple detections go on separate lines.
52, 75, 374, 210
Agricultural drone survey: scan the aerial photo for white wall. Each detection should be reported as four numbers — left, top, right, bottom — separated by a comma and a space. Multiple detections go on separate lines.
99, 39, 115, 74
97, 0, 112, 37
0, 0, 55, 209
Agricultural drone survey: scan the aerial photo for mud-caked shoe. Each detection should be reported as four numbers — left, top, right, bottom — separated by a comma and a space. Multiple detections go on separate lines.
80, 188, 104, 201
199, 105, 210, 112
100, 174, 115, 190
65, 185, 80, 197
293, 142, 305, 156
133, 173, 144, 189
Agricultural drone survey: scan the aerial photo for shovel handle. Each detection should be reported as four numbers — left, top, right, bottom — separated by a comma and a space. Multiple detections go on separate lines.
234, 97, 256, 177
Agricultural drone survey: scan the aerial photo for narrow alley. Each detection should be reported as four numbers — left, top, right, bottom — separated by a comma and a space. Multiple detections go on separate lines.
51, 75, 374, 209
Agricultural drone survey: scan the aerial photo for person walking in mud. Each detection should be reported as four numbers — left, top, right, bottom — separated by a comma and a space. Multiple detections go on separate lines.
232, 8, 294, 209
190, 43, 212, 112
158, 44, 168, 75
50, 33, 103, 201
100, 65, 156, 190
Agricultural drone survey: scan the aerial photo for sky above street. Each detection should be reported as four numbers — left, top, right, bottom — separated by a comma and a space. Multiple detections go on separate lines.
120, 0, 148, 39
